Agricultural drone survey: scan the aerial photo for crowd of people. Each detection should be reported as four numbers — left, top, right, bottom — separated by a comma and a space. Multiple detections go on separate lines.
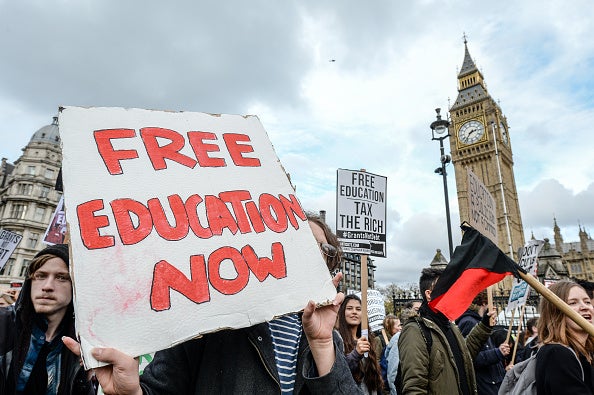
2, 217, 594, 394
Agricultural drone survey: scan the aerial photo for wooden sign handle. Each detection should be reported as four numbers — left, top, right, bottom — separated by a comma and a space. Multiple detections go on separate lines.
360, 254, 368, 331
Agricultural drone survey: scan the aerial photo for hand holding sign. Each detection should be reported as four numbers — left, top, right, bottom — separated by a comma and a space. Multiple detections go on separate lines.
64, 273, 347, 391
62, 337, 141, 395
302, 276, 345, 376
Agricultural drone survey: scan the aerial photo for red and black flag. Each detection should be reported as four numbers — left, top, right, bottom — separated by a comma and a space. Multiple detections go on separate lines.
428, 224, 523, 320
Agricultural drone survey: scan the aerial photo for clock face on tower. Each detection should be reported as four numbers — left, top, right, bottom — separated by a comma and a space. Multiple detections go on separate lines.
458, 120, 485, 145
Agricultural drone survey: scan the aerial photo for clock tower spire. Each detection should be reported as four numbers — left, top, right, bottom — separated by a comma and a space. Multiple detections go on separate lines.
448, 38, 525, 263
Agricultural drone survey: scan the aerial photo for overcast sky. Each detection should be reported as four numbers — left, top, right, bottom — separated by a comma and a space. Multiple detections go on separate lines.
1, 1, 593, 287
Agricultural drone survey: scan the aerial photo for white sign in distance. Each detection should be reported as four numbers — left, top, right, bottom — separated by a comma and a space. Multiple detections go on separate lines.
0, 229, 22, 271
506, 239, 545, 313
355, 289, 386, 333
336, 169, 387, 257
467, 168, 498, 244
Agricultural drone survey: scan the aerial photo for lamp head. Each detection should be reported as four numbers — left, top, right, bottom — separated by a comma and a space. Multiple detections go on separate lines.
430, 108, 450, 138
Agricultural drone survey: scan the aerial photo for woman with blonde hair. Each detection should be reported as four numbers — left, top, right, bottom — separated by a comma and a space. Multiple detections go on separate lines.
535, 280, 594, 394
373, 314, 399, 358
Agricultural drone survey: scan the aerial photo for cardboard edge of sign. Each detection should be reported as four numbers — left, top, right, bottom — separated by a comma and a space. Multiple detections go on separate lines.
79, 294, 338, 369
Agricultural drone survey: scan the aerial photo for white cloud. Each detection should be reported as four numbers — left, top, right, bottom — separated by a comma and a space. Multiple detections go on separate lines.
1, 0, 592, 287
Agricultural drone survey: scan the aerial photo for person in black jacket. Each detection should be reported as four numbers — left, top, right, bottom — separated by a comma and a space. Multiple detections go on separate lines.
456, 290, 510, 395
64, 213, 363, 394
535, 280, 594, 394
0, 244, 95, 395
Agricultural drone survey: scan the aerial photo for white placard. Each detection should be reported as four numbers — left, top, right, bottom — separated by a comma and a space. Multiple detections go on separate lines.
336, 169, 387, 257
0, 229, 22, 270
506, 239, 545, 313
59, 106, 337, 368
467, 168, 498, 244
43, 195, 67, 245
356, 289, 386, 333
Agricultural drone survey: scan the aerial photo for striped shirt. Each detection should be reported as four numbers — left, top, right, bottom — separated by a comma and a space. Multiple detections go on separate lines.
269, 314, 302, 394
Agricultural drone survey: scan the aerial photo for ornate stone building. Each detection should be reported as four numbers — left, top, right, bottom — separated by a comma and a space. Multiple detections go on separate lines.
446, 40, 592, 290
448, 39, 526, 263
551, 219, 594, 281
0, 117, 62, 288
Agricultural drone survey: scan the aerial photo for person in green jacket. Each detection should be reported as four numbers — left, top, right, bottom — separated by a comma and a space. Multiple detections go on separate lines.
397, 267, 493, 395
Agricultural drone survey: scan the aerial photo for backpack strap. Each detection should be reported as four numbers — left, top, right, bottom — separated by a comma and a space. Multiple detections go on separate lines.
395, 318, 433, 394
563, 346, 585, 381
413, 317, 432, 355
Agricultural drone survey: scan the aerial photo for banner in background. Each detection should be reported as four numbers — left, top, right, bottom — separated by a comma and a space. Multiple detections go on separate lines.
43, 195, 66, 245
506, 239, 545, 313
0, 229, 22, 271
336, 169, 387, 257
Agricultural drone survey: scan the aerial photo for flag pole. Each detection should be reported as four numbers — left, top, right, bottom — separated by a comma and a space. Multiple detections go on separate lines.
510, 305, 525, 364
504, 308, 515, 344
487, 286, 496, 326
519, 271, 594, 337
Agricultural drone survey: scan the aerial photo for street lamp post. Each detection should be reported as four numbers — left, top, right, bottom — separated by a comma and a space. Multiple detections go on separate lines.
430, 108, 454, 258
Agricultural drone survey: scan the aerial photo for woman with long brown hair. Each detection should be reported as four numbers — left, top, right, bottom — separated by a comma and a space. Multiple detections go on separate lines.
535, 280, 594, 394
337, 293, 384, 394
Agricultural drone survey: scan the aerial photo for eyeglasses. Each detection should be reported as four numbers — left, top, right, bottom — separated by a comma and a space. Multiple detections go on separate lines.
318, 242, 338, 258
31, 272, 71, 283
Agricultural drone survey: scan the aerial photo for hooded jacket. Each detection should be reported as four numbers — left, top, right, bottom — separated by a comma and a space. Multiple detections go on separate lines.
398, 304, 491, 395
0, 245, 94, 395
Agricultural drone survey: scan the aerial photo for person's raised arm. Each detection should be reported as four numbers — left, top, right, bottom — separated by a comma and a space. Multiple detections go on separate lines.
301, 272, 344, 376
63, 336, 142, 395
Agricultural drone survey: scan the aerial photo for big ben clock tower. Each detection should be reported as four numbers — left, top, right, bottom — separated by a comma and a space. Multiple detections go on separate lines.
448, 38, 525, 265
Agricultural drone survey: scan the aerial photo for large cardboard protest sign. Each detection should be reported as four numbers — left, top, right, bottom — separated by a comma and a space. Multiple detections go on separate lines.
58, 106, 337, 368
336, 169, 387, 257
506, 239, 544, 313
467, 169, 498, 244
0, 229, 22, 271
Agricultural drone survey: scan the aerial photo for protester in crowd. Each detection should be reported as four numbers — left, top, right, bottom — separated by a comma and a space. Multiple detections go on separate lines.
516, 317, 538, 361
535, 280, 594, 394
385, 307, 417, 395
373, 314, 400, 395
517, 317, 538, 348
337, 293, 383, 395
404, 300, 421, 312
398, 267, 493, 395
64, 213, 364, 394
373, 314, 399, 361
456, 290, 510, 395
489, 328, 515, 368
0, 244, 95, 395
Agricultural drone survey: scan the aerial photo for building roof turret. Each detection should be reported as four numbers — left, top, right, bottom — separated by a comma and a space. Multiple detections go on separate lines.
458, 36, 479, 78
29, 116, 60, 145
